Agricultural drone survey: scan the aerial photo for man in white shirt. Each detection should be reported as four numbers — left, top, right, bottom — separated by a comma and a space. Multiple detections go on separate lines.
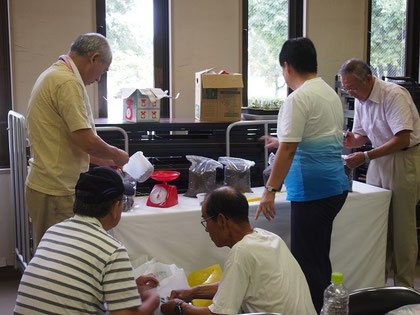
161, 186, 316, 315
340, 58, 420, 287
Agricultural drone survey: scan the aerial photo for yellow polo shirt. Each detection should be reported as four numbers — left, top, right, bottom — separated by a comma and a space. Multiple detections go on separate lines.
26, 61, 92, 196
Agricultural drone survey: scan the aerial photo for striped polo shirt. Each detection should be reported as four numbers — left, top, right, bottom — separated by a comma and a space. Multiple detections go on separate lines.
14, 215, 141, 314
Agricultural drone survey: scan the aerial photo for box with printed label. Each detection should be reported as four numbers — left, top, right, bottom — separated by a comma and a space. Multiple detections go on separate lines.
195, 69, 243, 122
123, 88, 167, 122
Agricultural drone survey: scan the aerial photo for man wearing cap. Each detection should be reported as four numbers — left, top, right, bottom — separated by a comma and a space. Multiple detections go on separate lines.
15, 167, 159, 314
26, 33, 129, 248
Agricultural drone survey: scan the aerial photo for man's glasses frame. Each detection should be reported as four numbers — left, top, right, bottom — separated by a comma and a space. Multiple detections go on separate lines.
200, 216, 215, 229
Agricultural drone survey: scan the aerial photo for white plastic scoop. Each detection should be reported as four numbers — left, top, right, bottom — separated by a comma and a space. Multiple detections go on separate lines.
123, 151, 154, 182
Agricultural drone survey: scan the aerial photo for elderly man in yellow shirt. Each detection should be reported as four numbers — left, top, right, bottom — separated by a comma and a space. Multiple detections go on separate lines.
26, 33, 129, 247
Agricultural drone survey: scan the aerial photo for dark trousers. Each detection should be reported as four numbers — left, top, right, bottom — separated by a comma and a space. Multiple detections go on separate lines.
291, 191, 348, 313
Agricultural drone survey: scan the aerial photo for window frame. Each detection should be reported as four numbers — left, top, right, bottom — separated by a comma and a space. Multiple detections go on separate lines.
242, 0, 304, 106
0, 0, 12, 168
96, 0, 170, 118
367, 0, 420, 81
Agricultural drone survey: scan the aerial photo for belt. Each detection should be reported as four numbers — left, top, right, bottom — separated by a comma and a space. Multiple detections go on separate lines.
402, 143, 420, 151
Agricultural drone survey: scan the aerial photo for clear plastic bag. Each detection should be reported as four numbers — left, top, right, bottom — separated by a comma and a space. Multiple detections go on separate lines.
341, 155, 353, 192
218, 157, 255, 193
116, 169, 136, 212
133, 259, 190, 315
386, 304, 420, 315
184, 155, 223, 198
263, 152, 275, 186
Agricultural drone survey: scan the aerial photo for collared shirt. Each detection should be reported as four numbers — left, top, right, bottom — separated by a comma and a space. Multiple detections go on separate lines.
353, 78, 420, 148
26, 60, 93, 196
14, 215, 141, 314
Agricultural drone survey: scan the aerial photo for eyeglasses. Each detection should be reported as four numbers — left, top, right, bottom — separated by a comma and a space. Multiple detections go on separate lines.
119, 195, 128, 203
341, 86, 358, 93
200, 216, 215, 229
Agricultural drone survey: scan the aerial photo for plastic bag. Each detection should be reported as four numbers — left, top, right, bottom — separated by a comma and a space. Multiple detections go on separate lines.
386, 303, 420, 315
218, 157, 255, 193
115, 169, 136, 212
133, 259, 190, 301
262, 152, 275, 186
187, 264, 223, 307
184, 155, 223, 198
341, 155, 353, 192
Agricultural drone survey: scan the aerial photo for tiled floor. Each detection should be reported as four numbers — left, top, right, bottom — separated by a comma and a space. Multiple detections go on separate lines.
2, 260, 420, 314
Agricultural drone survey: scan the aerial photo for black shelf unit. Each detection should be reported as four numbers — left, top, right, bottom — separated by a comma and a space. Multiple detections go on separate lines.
95, 118, 277, 194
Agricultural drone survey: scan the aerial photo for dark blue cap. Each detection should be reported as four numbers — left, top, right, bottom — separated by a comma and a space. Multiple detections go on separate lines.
75, 166, 135, 204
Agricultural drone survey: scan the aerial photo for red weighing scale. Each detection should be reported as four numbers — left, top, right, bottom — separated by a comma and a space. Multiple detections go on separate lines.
146, 171, 180, 208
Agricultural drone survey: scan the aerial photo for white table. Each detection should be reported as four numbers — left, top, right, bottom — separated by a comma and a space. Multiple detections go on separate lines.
111, 181, 391, 291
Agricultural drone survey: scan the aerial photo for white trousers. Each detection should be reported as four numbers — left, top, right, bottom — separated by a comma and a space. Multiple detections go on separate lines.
367, 146, 420, 287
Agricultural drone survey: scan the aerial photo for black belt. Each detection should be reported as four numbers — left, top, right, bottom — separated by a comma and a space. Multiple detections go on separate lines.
402, 143, 420, 151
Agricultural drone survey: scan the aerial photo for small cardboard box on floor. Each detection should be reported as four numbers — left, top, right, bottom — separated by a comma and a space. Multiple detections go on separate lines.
195, 69, 243, 122
123, 88, 171, 122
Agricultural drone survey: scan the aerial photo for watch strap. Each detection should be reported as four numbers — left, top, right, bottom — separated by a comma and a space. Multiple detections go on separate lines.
266, 185, 280, 192
364, 151, 370, 163
174, 301, 185, 315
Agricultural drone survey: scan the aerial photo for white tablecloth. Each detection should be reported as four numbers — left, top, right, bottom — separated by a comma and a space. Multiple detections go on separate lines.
111, 181, 391, 291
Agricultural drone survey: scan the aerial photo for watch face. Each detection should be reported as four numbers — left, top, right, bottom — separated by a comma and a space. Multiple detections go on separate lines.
149, 186, 168, 205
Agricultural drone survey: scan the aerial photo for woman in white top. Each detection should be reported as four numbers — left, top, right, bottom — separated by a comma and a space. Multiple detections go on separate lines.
256, 37, 349, 313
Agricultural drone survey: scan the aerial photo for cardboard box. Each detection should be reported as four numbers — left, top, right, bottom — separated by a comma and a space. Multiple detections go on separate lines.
195, 69, 243, 122
123, 88, 169, 122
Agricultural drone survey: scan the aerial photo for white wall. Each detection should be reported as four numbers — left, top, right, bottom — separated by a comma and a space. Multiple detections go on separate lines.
9, 0, 97, 116
305, 0, 368, 87
2, 0, 97, 266
170, 0, 242, 118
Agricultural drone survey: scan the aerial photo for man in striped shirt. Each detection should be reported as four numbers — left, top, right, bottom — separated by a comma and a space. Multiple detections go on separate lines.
14, 166, 160, 314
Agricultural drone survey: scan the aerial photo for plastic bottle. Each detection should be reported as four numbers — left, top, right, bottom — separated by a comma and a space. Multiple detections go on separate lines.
320, 272, 349, 315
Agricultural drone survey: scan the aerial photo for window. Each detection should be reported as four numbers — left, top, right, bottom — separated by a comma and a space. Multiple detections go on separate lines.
242, 0, 303, 107
0, 0, 12, 168
368, 0, 420, 80
96, 0, 169, 118
369, 0, 407, 78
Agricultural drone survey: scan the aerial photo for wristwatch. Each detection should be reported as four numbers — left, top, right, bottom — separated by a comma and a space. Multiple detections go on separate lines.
364, 151, 370, 163
266, 185, 281, 192
174, 301, 185, 315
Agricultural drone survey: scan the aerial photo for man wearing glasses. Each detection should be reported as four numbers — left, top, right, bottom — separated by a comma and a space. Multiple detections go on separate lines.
161, 186, 316, 315
340, 58, 420, 288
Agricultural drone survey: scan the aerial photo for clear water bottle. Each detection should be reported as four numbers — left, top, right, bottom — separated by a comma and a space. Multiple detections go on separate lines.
320, 272, 349, 315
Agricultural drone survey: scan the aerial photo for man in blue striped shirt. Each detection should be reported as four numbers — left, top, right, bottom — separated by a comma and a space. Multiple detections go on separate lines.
14, 167, 160, 314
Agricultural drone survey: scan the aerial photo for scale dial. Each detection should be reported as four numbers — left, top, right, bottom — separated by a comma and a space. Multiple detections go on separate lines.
149, 186, 168, 205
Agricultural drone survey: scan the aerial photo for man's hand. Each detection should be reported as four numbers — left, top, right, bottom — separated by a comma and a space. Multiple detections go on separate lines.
255, 188, 276, 221
136, 273, 159, 295
259, 135, 279, 150
343, 131, 358, 148
344, 152, 365, 169
161, 298, 183, 315
169, 288, 194, 302
343, 131, 369, 149
113, 148, 129, 166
